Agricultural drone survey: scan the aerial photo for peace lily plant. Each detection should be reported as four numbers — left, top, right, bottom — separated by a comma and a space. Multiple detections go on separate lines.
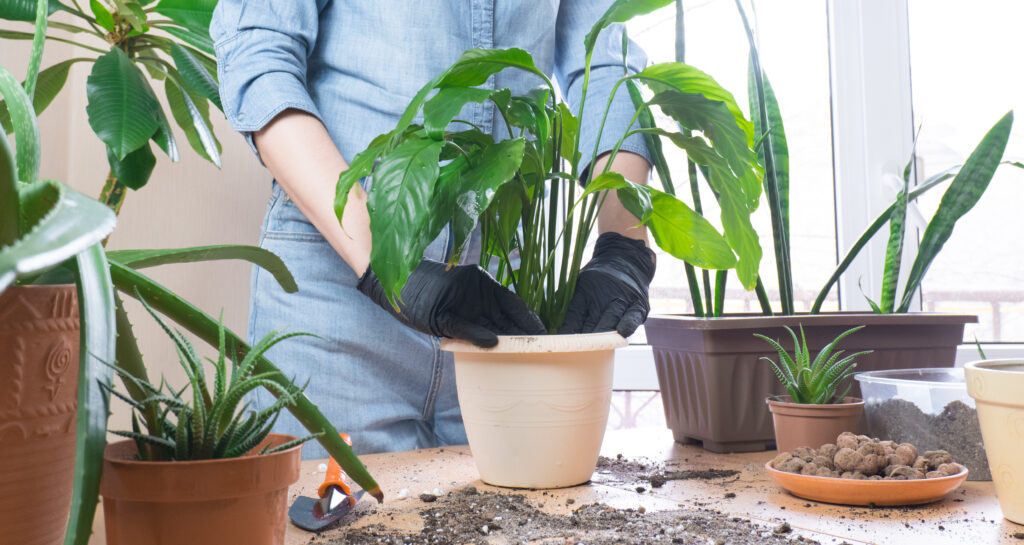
336, 0, 765, 332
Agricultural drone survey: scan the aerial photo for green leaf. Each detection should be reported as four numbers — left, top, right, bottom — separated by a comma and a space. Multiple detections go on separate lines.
747, 57, 789, 244
422, 87, 493, 140
159, 23, 214, 55
897, 111, 1013, 311
1, 59, 79, 135
633, 62, 755, 148
0, 180, 116, 291
107, 245, 298, 293
86, 48, 162, 160
64, 244, 115, 545
443, 138, 526, 265
0, 116, 18, 245
0, 0, 59, 21
169, 41, 221, 111
585, 0, 672, 60
334, 132, 388, 225
113, 0, 147, 32
880, 171, 909, 313
106, 142, 155, 190
90, 0, 114, 30
164, 77, 220, 167
153, 0, 215, 32
438, 48, 548, 89
367, 137, 444, 301
0, 64, 40, 183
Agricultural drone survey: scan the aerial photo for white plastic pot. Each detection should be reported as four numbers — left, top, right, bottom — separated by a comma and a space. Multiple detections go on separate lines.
964, 359, 1024, 524
441, 332, 627, 488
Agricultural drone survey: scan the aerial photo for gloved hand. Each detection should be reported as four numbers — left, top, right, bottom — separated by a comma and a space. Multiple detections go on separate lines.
560, 232, 656, 337
358, 259, 546, 348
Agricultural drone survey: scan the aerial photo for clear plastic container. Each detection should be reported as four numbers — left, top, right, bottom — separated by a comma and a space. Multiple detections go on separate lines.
854, 368, 989, 480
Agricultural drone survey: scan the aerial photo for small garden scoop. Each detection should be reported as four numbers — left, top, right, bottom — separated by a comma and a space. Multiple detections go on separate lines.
288, 434, 365, 532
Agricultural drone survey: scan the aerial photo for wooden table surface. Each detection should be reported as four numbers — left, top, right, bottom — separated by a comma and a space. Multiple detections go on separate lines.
90, 428, 1024, 544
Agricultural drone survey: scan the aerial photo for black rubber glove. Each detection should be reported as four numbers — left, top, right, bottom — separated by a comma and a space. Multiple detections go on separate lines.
358, 259, 546, 348
560, 232, 656, 337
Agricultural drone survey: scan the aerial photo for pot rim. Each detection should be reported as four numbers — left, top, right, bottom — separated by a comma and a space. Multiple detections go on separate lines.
645, 312, 977, 330
441, 331, 626, 354
102, 433, 301, 468
964, 358, 1024, 373
766, 395, 864, 408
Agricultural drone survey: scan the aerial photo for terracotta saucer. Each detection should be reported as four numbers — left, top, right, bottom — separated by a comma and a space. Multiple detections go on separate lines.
765, 461, 968, 506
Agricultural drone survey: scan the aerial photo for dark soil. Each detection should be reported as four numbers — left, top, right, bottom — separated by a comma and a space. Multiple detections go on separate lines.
314, 485, 816, 545
595, 454, 740, 488
871, 399, 989, 480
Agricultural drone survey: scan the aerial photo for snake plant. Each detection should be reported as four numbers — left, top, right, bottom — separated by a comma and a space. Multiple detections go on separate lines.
0, 0, 223, 213
755, 325, 872, 404
336, 0, 763, 331
108, 299, 319, 461
636, 0, 1017, 317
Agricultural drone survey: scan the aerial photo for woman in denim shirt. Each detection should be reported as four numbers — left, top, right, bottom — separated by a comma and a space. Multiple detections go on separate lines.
211, 1, 657, 458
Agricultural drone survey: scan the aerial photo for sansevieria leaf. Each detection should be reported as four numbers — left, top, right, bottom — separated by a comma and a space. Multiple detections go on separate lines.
86, 48, 162, 160
897, 111, 1014, 312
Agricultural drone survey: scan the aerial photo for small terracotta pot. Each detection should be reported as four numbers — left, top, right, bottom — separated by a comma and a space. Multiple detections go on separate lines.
766, 396, 864, 452
100, 433, 302, 545
0, 285, 80, 545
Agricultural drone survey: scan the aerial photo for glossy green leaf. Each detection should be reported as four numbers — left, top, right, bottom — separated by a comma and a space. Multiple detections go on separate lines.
0, 64, 40, 183
1, 59, 79, 135
113, 0, 147, 32
107, 261, 382, 499
632, 62, 754, 147
584, 0, 672, 60
64, 243, 115, 545
169, 41, 221, 111
334, 133, 388, 225
89, 0, 114, 30
153, 0, 215, 32
107, 245, 298, 293
897, 111, 1013, 311
0, 0, 59, 21
159, 23, 214, 55
151, 106, 181, 162
646, 90, 760, 208
0, 180, 116, 291
422, 87, 493, 140
585, 173, 737, 270
445, 138, 525, 265
106, 142, 155, 190
367, 137, 444, 301
165, 77, 220, 167
86, 48, 162, 160
556, 102, 580, 165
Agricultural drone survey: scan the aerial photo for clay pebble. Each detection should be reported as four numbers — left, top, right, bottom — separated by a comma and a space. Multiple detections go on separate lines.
772, 433, 959, 481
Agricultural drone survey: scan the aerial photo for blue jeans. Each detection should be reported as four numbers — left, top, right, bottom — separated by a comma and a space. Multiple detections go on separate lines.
247, 183, 467, 459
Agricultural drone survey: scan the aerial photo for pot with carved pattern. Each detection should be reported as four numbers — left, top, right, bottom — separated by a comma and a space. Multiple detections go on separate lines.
0, 285, 80, 545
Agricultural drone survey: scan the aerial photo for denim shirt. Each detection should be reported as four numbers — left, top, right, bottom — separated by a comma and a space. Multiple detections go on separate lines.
210, 0, 651, 173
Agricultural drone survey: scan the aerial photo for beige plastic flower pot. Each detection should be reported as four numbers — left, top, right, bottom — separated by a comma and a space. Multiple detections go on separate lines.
964, 359, 1024, 524
441, 332, 627, 489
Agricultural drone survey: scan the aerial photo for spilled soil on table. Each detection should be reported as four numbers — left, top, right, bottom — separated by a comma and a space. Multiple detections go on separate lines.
595, 453, 740, 488
313, 484, 814, 545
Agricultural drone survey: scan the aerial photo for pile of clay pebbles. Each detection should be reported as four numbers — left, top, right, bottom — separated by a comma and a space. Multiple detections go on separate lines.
772, 432, 963, 480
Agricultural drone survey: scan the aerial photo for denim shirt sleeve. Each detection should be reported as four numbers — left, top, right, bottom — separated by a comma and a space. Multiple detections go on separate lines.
209, 0, 327, 156
555, 1, 652, 178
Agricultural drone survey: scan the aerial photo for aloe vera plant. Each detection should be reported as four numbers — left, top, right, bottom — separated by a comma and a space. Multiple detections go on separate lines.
755, 325, 872, 404
0, 0, 223, 212
108, 299, 319, 461
336, 0, 764, 331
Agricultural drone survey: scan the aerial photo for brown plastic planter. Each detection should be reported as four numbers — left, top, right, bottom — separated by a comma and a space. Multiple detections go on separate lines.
0, 285, 80, 545
101, 434, 302, 545
645, 313, 976, 453
767, 396, 864, 453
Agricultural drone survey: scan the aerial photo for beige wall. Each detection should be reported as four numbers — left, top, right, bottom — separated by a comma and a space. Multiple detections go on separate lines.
3, 34, 273, 430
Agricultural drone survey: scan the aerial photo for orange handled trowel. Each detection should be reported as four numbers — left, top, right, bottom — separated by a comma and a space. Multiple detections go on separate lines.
288, 433, 365, 531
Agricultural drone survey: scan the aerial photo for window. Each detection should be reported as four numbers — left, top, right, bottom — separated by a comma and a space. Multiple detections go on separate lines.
907, 0, 1024, 342
627, 0, 839, 316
